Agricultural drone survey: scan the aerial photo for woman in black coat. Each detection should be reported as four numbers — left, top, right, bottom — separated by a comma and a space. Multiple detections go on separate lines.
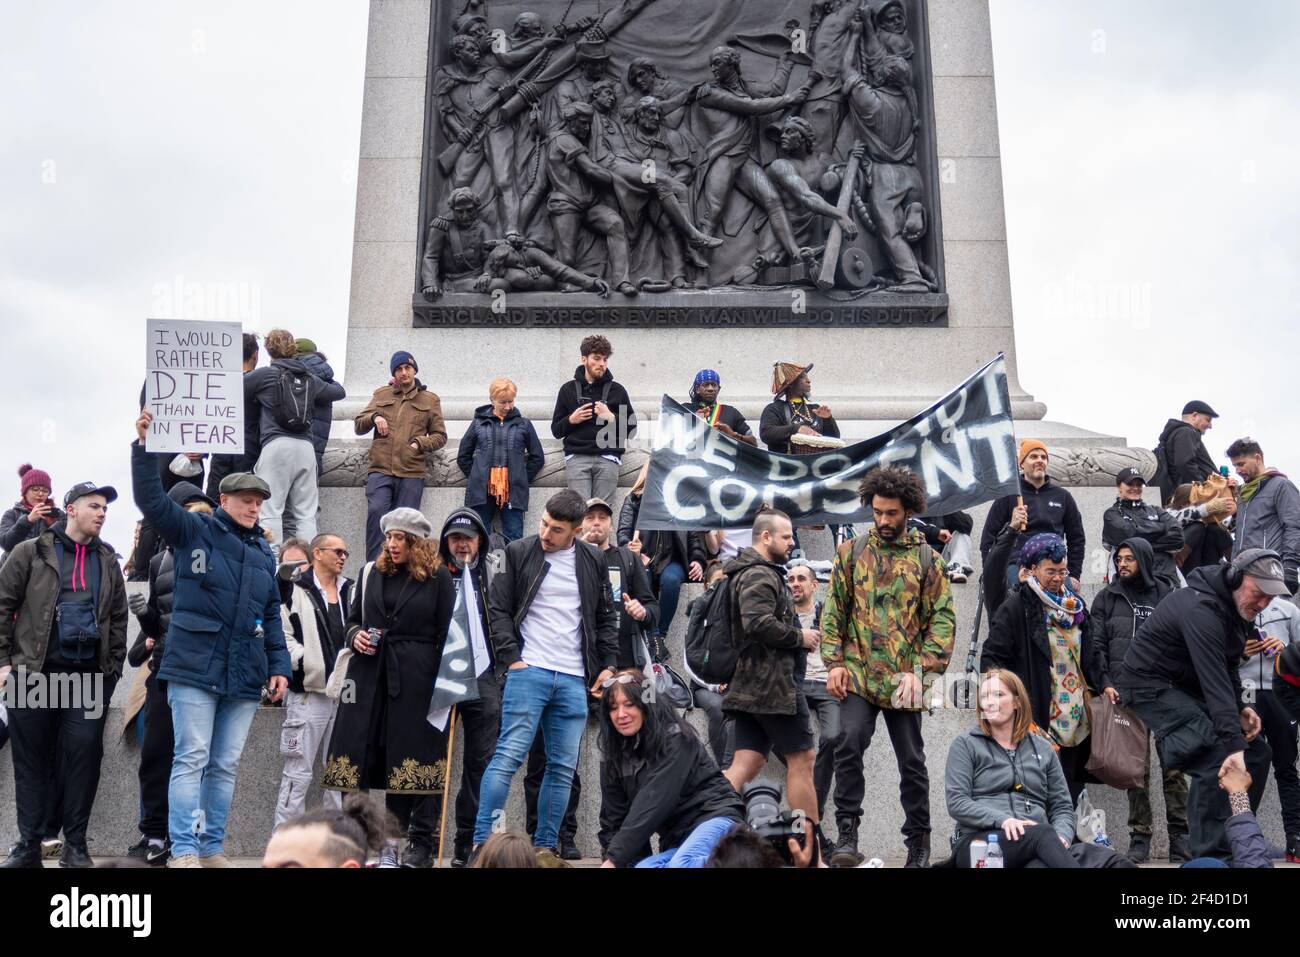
982, 533, 1105, 802
323, 507, 454, 867
598, 670, 744, 868
618, 461, 706, 647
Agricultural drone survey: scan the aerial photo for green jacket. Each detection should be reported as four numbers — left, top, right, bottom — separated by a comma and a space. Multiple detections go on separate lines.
819, 527, 955, 709
722, 547, 804, 716
0, 527, 128, 677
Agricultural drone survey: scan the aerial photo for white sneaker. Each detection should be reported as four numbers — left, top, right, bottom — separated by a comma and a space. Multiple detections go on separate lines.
376, 841, 400, 869
199, 853, 234, 868
167, 854, 202, 869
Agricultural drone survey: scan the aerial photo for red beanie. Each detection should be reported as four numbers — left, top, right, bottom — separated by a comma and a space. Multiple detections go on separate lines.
18, 464, 52, 498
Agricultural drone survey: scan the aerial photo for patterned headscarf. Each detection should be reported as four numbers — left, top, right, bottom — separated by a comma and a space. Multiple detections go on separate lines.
1018, 532, 1067, 569
690, 369, 720, 404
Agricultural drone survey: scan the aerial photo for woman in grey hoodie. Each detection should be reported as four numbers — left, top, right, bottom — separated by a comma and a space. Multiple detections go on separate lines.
945, 669, 1080, 867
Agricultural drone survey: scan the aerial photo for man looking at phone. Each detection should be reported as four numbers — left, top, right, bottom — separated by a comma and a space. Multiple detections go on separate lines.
551, 335, 637, 502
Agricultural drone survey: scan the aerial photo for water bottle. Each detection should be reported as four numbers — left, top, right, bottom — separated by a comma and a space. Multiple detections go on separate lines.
253, 619, 264, 640
985, 834, 1003, 868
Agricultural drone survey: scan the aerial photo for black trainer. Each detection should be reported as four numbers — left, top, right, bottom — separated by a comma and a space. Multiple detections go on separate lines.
558, 838, 582, 861
1167, 834, 1191, 864
1, 841, 42, 869
1126, 834, 1150, 864
451, 843, 471, 868
59, 843, 94, 869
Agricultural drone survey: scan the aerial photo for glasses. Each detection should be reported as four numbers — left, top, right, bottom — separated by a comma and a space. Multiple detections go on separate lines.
318, 547, 349, 559
600, 673, 642, 690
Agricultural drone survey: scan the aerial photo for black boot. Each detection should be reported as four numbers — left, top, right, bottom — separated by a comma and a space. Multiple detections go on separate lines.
830, 821, 865, 868
59, 843, 95, 869
451, 841, 471, 868
558, 835, 583, 861
401, 842, 433, 869
1167, 833, 1191, 864
1126, 834, 1151, 864
1, 841, 42, 869
904, 834, 931, 869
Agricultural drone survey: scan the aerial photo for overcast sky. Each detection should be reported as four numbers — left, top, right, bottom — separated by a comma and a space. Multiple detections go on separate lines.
2, 1, 1297, 552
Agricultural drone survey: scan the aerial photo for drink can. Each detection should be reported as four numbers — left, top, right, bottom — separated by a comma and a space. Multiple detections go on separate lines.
970, 838, 988, 868
367, 628, 386, 655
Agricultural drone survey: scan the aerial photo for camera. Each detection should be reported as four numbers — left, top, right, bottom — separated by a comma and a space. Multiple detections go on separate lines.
741, 781, 804, 866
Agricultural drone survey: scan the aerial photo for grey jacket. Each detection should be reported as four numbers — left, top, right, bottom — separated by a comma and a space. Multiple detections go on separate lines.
1242, 597, 1300, 694
945, 729, 1075, 846
1233, 472, 1300, 575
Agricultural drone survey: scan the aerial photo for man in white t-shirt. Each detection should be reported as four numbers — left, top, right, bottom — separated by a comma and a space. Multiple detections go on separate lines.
788, 560, 838, 851
473, 489, 619, 864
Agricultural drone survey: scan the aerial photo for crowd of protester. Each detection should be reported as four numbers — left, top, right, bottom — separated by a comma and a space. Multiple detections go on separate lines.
1, 335, 1295, 870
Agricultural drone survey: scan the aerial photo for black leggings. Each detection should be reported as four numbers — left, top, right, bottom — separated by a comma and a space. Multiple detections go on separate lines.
955, 824, 1080, 868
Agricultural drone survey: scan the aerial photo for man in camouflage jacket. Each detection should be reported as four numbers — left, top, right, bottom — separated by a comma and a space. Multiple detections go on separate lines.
821, 466, 955, 867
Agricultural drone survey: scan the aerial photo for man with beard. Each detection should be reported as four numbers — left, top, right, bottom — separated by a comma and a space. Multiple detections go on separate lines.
820, 466, 954, 868
1121, 548, 1280, 861
435, 33, 519, 231
1091, 538, 1188, 863
691, 46, 812, 271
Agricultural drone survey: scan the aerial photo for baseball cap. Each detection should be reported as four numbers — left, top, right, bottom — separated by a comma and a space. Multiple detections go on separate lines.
1182, 400, 1218, 418
444, 514, 479, 537
585, 497, 613, 516
1115, 467, 1145, 486
1237, 549, 1290, 596
64, 482, 119, 507
218, 473, 272, 500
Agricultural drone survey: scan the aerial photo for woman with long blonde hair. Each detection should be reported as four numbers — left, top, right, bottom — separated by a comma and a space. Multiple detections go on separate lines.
323, 507, 454, 868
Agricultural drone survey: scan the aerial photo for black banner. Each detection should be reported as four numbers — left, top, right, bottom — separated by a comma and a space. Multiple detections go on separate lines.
637, 355, 1021, 530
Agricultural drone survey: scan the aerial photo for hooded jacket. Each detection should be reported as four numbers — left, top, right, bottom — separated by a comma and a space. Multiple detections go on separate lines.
979, 475, 1086, 580
1242, 597, 1300, 695
945, 729, 1076, 846
0, 521, 128, 677
722, 547, 804, 716
1232, 470, 1300, 587
1090, 537, 1172, 690
982, 579, 1104, 732
0, 500, 66, 565
131, 442, 291, 700
599, 723, 745, 867
1158, 418, 1217, 488
355, 378, 448, 479
245, 357, 346, 449
1121, 564, 1252, 754
1102, 497, 1184, 590
819, 527, 956, 709
438, 506, 502, 670
297, 352, 343, 466
456, 404, 545, 510
281, 567, 354, 694
550, 366, 637, 458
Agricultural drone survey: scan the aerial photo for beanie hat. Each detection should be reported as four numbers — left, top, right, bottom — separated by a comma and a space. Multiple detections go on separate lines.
1018, 439, 1048, 465
390, 351, 418, 376
294, 338, 318, 356
18, 464, 51, 498
380, 507, 433, 539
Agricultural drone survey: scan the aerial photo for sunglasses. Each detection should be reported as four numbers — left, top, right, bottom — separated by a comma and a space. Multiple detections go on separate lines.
318, 547, 349, 559
600, 673, 642, 690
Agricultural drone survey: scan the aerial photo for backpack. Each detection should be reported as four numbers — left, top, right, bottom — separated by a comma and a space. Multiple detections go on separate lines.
272, 365, 318, 434
1149, 431, 1176, 506
684, 573, 747, 685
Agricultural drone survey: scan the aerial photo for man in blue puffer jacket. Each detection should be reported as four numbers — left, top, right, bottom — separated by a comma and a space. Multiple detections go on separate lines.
132, 410, 291, 869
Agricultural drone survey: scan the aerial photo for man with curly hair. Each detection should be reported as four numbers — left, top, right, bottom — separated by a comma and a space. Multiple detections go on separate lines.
551, 335, 637, 502
820, 466, 955, 867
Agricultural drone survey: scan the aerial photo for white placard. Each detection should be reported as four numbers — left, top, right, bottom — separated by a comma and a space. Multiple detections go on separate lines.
144, 319, 244, 454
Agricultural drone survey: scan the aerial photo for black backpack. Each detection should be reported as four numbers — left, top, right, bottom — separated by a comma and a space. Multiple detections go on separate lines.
684, 573, 747, 685
273, 365, 318, 434
1149, 430, 1177, 506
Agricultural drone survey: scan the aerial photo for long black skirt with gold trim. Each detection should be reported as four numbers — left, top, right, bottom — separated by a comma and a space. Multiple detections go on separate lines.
323, 638, 448, 796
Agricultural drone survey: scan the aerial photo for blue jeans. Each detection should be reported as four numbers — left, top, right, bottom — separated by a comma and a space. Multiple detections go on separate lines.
167, 683, 259, 858
473, 665, 588, 849
636, 816, 738, 868
474, 500, 525, 543
654, 561, 687, 637
365, 472, 424, 560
